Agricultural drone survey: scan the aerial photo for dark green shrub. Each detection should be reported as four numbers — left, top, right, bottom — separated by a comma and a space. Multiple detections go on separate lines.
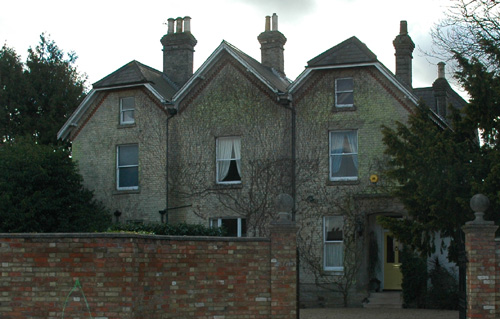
107, 222, 227, 237
0, 139, 112, 233
427, 257, 459, 310
400, 249, 427, 308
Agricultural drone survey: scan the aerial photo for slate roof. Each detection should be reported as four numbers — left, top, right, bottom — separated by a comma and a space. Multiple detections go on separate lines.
223, 41, 291, 92
413, 79, 467, 113
93, 60, 178, 102
307, 36, 378, 67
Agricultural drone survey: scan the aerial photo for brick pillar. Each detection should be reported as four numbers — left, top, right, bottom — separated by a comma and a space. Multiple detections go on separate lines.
463, 194, 498, 319
270, 215, 298, 319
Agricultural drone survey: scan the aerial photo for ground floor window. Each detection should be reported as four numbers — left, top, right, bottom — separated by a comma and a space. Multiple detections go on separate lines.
324, 216, 344, 271
210, 217, 247, 237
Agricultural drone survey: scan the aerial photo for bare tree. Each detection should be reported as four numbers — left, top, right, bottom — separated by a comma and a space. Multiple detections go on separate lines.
170, 157, 292, 237
296, 187, 364, 307
430, 0, 500, 71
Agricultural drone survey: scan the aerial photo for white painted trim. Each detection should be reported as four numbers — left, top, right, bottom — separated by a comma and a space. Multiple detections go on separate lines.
57, 83, 166, 140
288, 62, 419, 106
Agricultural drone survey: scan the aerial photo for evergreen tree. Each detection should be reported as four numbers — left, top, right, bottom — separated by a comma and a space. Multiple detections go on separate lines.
0, 34, 86, 146
0, 138, 111, 232
381, 0, 500, 261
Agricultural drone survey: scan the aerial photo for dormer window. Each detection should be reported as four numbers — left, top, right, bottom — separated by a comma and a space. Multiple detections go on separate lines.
335, 78, 354, 108
120, 97, 135, 125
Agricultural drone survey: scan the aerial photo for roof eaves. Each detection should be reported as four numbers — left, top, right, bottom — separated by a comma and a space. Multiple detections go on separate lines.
288, 62, 420, 107
172, 41, 282, 105
57, 83, 166, 141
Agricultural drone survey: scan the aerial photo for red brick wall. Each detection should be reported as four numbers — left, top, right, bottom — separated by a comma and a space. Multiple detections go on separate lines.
463, 222, 498, 319
0, 225, 297, 319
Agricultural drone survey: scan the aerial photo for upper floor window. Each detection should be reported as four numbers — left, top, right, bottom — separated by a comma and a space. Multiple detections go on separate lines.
210, 217, 247, 237
216, 136, 241, 184
120, 97, 135, 125
324, 216, 344, 271
335, 78, 354, 108
117, 144, 138, 190
329, 130, 358, 181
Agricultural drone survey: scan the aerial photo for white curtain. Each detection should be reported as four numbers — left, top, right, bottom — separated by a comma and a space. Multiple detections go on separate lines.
325, 216, 344, 269
217, 138, 233, 181
346, 132, 358, 170
330, 133, 345, 174
325, 243, 344, 268
233, 138, 241, 176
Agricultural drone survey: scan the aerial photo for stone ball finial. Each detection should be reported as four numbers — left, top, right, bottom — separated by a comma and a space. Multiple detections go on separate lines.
470, 194, 490, 223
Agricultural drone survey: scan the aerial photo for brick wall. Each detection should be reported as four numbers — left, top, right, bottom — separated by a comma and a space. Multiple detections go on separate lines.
0, 222, 297, 319
463, 213, 499, 319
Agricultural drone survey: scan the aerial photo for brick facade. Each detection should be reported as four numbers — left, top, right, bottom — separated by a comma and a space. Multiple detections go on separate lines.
72, 88, 168, 223
0, 222, 297, 319
463, 214, 498, 319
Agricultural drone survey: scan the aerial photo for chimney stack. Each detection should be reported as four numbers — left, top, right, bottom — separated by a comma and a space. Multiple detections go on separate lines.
437, 61, 446, 79
433, 62, 448, 118
160, 16, 197, 86
393, 20, 415, 88
257, 13, 287, 76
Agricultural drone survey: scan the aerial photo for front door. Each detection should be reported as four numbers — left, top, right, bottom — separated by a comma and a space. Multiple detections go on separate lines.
384, 232, 402, 290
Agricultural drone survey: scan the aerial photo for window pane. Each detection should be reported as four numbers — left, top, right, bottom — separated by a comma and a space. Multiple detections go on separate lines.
119, 167, 138, 188
121, 97, 135, 110
119, 145, 138, 166
325, 242, 343, 268
216, 136, 241, 183
336, 92, 353, 105
122, 110, 134, 123
336, 78, 353, 91
211, 218, 246, 237
325, 216, 344, 241
221, 219, 238, 237
330, 131, 358, 180
330, 154, 358, 179
325, 216, 344, 269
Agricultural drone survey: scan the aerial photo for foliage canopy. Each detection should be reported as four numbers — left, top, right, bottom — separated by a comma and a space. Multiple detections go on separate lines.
0, 138, 111, 233
380, 0, 500, 262
0, 34, 86, 146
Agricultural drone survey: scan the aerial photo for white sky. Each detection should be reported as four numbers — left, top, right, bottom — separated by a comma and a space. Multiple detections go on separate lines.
1, 0, 455, 92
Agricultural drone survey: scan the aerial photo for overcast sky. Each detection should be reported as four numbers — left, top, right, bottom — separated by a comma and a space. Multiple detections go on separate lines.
1, 0, 455, 92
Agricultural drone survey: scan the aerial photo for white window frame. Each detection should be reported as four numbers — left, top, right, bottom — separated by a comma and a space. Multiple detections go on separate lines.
329, 130, 358, 181
210, 217, 246, 237
324, 216, 344, 272
335, 78, 354, 108
120, 97, 135, 125
116, 144, 139, 190
216, 136, 241, 185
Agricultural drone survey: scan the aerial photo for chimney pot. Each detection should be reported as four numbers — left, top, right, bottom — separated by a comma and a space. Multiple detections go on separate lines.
438, 62, 446, 79
161, 17, 197, 86
176, 17, 183, 33
272, 13, 278, 31
265, 16, 271, 31
400, 21, 408, 35
258, 14, 287, 76
167, 18, 175, 34
184, 16, 191, 32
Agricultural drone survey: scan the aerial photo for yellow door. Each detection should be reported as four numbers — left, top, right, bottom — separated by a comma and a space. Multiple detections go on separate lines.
384, 233, 402, 290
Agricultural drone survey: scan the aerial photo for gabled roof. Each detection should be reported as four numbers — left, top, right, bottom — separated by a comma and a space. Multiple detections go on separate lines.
289, 37, 418, 107
307, 36, 378, 67
57, 60, 176, 141
172, 40, 291, 103
93, 60, 178, 101
413, 79, 468, 114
